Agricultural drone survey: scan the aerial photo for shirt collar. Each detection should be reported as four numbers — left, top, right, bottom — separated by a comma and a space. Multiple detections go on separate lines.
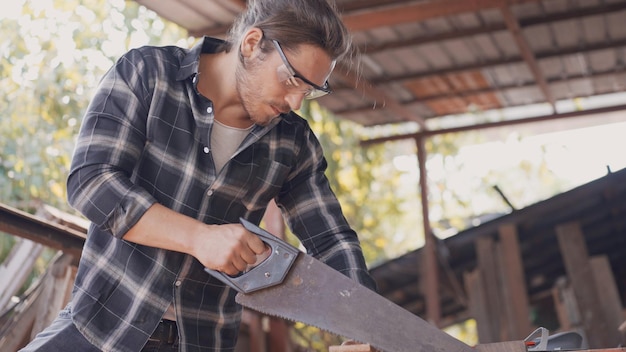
177, 36, 226, 81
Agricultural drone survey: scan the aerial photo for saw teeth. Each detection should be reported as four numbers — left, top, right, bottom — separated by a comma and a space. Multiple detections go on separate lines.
236, 301, 381, 351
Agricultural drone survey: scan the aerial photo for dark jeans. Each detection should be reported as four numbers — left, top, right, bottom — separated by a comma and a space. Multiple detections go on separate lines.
19, 304, 179, 352
19, 305, 100, 352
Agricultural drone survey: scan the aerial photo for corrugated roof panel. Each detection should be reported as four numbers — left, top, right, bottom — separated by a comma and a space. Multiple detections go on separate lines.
471, 33, 505, 61
592, 72, 626, 93
448, 12, 482, 29
404, 76, 449, 99
386, 81, 417, 102
477, 8, 503, 25
441, 39, 477, 66
491, 31, 520, 58
523, 25, 553, 52
413, 43, 453, 70
607, 10, 626, 39
510, 2, 544, 20
420, 17, 454, 36
561, 53, 590, 77
490, 62, 534, 86
372, 52, 407, 77
539, 56, 565, 79
581, 15, 608, 43
551, 19, 583, 48
320, 94, 356, 113
426, 96, 467, 116
394, 47, 430, 73
540, 0, 570, 14
406, 102, 435, 120
367, 25, 402, 44
137, 0, 221, 33
446, 71, 491, 91
502, 86, 545, 105
587, 49, 619, 72
466, 92, 502, 111
550, 79, 592, 100
393, 21, 429, 39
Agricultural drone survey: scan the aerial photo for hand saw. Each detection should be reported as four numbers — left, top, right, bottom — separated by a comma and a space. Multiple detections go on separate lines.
205, 218, 474, 352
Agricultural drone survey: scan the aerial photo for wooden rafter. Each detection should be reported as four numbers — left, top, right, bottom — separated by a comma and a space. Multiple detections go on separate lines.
499, 5, 556, 112
341, 0, 543, 32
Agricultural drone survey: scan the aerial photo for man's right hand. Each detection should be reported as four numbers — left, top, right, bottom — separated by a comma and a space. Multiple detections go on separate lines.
192, 223, 268, 276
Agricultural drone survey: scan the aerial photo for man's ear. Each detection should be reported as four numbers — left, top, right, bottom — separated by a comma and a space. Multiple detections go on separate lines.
240, 28, 264, 59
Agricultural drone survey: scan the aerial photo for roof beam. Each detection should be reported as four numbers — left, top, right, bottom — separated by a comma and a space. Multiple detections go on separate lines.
499, 5, 556, 112
359, 104, 626, 146
342, 0, 543, 32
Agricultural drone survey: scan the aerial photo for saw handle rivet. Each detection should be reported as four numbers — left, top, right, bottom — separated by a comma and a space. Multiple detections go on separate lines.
265, 272, 271, 278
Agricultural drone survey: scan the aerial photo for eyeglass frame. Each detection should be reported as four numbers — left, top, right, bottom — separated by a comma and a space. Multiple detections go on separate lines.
271, 39, 333, 99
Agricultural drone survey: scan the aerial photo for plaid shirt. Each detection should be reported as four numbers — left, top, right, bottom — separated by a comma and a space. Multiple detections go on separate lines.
66, 37, 376, 352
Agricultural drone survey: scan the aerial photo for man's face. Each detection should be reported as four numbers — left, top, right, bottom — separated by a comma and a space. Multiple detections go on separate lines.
236, 40, 334, 126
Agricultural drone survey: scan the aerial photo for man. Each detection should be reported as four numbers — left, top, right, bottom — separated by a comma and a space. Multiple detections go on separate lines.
22, 0, 376, 351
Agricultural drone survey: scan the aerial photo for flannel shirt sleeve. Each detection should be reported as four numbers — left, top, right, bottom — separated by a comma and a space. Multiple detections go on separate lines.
276, 124, 377, 291
67, 49, 157, 238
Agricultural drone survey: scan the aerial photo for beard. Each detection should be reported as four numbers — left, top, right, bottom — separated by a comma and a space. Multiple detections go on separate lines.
235, 57, 286, 126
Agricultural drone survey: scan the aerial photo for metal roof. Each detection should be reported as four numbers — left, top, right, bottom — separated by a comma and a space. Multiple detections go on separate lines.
135, 0, 626, 129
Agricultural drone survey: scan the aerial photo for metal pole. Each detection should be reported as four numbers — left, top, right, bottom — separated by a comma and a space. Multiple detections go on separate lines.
415, 135, 440, 326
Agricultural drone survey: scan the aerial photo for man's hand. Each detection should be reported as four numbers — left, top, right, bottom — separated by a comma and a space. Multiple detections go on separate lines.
193, 223, 269, 276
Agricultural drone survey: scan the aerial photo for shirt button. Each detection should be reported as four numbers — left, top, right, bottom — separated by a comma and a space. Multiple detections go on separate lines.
207, 189, 214, 196
175, 280, 182, 287
206, 106, 213, 114
203, 146, 210, 154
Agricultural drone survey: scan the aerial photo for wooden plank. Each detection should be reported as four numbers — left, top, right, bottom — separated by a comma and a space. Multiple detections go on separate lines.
498, 224, 533, 340
590, 255, 624, 346
30, 253, 75, 340
329, 344, 373, 352
465, 270, 493, 344
476, 236, 502, 342
0, 239, 43, 310
342, 0, 543, 32
476, 340, 526, 352
551, 277, 580, 331
555, 222, 614, 348
0, 202, 85, 260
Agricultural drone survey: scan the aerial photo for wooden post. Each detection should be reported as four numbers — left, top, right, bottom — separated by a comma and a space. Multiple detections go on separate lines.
475, 236, 502, 342
498, 224, 533, 339
555, 221, 617, 348
465, 269, 494, 344
476, 340, 527, 352
590, 256, 625, 344
30, 252, 75, 338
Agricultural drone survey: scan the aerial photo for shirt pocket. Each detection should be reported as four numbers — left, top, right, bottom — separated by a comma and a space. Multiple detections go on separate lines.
235, 158, 291, 212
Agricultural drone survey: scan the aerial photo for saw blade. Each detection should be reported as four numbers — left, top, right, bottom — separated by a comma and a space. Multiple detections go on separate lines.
236, 253, 474, 352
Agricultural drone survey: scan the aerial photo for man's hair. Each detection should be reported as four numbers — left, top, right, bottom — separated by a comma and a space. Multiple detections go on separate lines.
223, 0, 352, 61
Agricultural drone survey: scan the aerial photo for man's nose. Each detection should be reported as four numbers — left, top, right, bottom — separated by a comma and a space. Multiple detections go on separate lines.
284, 92, 305, 111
